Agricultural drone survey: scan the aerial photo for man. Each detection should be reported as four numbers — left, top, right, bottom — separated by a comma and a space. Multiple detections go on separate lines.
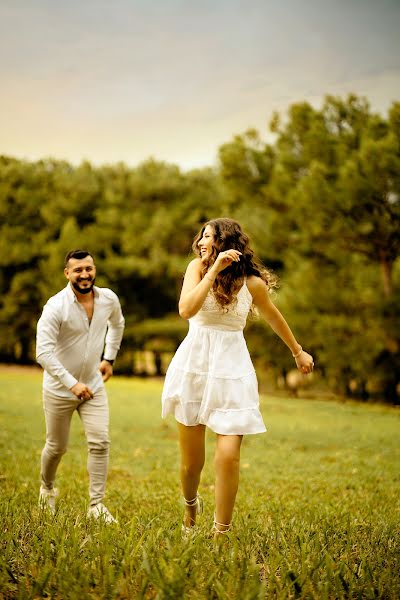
36, 249, 125, 523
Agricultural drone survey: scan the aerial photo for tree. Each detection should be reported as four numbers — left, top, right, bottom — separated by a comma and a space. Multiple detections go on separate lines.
217, 95, 400, 402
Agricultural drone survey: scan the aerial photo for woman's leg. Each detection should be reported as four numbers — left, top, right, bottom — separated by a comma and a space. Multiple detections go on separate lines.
214, 434, 243, 532
177, 423, 206, 527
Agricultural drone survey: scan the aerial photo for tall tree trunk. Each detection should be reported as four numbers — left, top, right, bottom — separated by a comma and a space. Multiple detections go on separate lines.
378, 255, 399, 403
380, 255, 393, 298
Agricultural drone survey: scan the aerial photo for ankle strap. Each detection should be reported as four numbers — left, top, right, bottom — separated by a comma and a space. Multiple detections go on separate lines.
183, 495, 199, 506
213, 518, 231, 533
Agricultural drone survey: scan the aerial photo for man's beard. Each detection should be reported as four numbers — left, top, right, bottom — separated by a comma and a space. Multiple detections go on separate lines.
72, 278, 95, 294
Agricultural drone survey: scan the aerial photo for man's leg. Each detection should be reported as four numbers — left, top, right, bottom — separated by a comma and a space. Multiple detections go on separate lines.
78, 387, 110, 507
41, 391, 75, 490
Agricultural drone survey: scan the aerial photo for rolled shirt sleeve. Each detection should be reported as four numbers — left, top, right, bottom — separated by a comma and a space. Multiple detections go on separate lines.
102, 293, 125, 362
36, 304, 78, 390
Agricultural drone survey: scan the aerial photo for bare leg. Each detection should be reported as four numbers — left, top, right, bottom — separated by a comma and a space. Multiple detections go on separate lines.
214, 434, 243, 532
177, 423, 206, 527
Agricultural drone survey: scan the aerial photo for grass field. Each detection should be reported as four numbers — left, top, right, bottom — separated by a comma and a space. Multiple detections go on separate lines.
0, 369, 399, 599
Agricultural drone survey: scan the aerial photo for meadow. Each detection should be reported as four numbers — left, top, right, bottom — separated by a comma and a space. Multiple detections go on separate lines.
0, 369, 399, 599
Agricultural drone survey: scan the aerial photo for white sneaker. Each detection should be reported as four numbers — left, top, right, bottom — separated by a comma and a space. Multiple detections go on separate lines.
87, 502, 118, 524
38, 486, 59, 515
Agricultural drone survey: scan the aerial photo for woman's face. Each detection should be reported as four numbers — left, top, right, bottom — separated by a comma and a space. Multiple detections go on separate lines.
198, 225, 215, 262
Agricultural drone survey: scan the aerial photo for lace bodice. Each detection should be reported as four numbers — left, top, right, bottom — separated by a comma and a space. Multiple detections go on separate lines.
189, 283, 253, 331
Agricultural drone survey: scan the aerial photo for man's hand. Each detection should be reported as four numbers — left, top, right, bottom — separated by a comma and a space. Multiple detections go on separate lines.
70, 382, 94, 400
99, 360, 113, 382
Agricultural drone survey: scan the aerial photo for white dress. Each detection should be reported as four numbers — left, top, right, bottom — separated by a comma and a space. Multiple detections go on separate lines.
161, 282, 267, 435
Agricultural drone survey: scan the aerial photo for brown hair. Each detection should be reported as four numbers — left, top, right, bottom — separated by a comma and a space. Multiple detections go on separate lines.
192, 218, 277, 308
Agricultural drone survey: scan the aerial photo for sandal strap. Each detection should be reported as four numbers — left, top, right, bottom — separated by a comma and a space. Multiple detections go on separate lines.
214, 526, 231, 534
184, 495, 199, 506
213, 517, 231, 533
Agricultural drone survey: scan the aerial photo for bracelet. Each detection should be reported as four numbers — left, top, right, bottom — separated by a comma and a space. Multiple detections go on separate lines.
292, 346, 302, 358
205, 274, 215, 283
103, 358, 114, 365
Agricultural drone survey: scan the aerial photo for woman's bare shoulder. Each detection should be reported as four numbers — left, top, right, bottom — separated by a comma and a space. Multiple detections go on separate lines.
246, 275, 266, 293
182, 258, 203, 279
185, 257, 203, 272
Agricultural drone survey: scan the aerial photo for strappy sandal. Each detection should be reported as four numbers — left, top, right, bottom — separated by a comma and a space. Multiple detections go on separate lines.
213, 515, 231, 536
181, 494, 204, 537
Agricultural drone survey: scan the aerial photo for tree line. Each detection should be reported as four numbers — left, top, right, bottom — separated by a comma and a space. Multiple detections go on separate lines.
0, 94, 399, 402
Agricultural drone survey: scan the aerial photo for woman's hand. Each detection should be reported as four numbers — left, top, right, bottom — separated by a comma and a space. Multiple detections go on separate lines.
211, 249, 242, 275
295, 350, 314, 375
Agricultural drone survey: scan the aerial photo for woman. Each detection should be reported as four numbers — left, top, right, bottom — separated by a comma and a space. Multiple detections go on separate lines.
162, 218, 314, 537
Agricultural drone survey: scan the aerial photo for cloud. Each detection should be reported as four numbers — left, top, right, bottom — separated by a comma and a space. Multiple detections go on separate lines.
0, 0, 399, 168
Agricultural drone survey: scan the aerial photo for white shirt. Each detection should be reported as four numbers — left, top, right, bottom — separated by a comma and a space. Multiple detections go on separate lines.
36, 283, 125, 396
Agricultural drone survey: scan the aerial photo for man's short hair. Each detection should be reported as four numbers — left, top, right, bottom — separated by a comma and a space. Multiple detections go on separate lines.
64, 250, 94, 267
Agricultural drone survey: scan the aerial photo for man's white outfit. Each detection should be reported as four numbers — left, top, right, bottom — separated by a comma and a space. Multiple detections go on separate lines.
36, 283, 124, 512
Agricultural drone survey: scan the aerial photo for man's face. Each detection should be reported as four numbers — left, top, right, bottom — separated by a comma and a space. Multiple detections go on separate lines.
64, 256, 96, 295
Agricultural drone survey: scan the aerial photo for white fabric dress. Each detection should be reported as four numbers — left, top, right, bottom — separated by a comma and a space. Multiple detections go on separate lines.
161, 281, 267, 435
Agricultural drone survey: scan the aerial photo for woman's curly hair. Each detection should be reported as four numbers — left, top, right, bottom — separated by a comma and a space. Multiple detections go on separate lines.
192, 217, 278, 308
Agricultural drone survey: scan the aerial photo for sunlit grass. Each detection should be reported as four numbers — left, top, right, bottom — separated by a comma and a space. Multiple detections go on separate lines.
0, 369, 399, 598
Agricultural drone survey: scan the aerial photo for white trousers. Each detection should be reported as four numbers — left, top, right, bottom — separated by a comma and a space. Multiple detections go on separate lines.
41, 387, 110, 506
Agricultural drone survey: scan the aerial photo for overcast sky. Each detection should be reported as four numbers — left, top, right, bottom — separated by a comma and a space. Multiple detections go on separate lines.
1, 0, 399, 169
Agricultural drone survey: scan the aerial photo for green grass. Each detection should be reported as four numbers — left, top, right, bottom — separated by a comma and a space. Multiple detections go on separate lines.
0, 369, 399, 599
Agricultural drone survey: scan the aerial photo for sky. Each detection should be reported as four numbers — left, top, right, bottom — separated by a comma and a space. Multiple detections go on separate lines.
1, 0, 399, 170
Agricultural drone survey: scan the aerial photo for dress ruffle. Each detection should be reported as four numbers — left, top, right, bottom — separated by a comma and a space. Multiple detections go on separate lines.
161, 320, 267, 435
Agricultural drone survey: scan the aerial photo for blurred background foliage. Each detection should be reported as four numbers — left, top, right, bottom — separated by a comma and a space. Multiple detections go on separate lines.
0, 94, 399, 403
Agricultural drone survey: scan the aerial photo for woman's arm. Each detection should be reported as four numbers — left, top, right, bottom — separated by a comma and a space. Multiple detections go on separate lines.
178, 259, 213, 319
247, 275, 314, 374
179, 250, 242, 320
